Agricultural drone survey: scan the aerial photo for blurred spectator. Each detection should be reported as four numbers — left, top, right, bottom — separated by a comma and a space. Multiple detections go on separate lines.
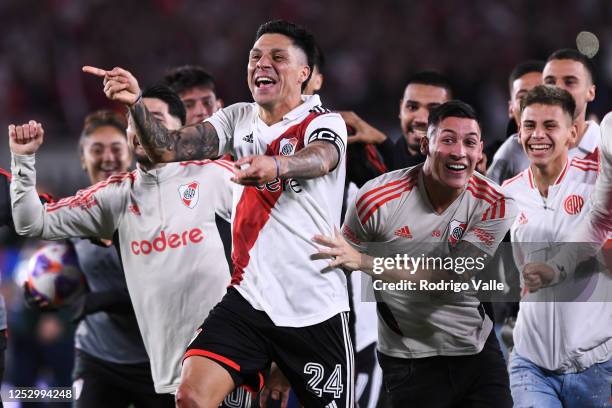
487, 60, 544, 185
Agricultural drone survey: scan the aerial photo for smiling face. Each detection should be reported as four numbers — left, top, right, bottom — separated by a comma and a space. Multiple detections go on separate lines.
543, 59, 595, 121
80, 125, 130, 184
519, 103, 576, 168
247, 33, 310, 111
179, 86, 221, 125
422, 116, 483, 191
399, 84, 450, 152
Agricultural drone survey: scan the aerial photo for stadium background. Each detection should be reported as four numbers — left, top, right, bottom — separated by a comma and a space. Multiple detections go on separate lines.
0, 0, 611, 195
0, 0, 611, 405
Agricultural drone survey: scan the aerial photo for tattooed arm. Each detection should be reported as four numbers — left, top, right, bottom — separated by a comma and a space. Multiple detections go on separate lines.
232, 142, 339, 186
82, 65, 221, 162
279, 142, 339, 179
130, 99, 220, 162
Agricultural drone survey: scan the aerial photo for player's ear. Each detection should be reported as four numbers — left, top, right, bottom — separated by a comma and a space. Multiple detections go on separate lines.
420, 133, 430, 156
299, 64, 311, 87
586, 84, 596, 103
568, 121, 578, 147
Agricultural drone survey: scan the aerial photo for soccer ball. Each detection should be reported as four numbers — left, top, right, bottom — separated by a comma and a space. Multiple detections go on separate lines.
26, 242, 85, 306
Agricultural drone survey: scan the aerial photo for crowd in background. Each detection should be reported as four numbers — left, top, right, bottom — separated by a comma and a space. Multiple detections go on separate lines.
0, 1, 612, 405
1, 0, 612, 196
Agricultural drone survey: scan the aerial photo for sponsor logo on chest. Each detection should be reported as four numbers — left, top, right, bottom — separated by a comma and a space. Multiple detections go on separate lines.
178, 181, 199, 209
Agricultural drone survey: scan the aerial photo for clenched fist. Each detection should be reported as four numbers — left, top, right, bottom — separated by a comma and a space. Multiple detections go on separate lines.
82, 66, 141, 106
8, 121, 44, 155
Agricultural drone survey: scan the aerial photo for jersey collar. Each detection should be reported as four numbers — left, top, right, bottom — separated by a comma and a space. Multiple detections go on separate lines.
526, 158, 569, 189
282, 94, 322, 122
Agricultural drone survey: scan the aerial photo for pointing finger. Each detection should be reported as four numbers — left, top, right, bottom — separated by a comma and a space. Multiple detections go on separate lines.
82, 66, 108, 77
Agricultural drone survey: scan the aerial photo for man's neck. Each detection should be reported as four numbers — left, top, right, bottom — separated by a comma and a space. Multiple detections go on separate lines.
530, 156, 567, 198
138, 161, 166, 172
258, 96, 304, 126
421, 164, 464, 214
570, 115, 588, 149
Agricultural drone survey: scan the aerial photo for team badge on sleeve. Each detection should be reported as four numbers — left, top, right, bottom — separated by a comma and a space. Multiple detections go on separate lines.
448, 219, 467, 245
178, 181, 200, 209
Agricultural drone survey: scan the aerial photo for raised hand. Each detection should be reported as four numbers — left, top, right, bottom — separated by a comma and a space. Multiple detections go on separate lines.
82, 66, 141, 105
8, 120, 44, 155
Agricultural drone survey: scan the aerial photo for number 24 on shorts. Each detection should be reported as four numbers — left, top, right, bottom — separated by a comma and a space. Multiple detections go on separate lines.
304, 363, 344, 398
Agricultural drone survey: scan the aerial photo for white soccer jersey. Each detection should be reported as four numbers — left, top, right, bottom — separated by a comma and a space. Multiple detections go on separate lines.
206, 95, 349, 327
342, 165, 517, 358
11, 156, 234, 393
504, 158, 612, 372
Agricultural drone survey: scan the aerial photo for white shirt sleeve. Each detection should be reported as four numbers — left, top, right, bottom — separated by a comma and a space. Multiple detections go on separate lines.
463, 196, 518, 256
11, 153, 120, 240
304, 113, 348, 166
204, 104, 246, 156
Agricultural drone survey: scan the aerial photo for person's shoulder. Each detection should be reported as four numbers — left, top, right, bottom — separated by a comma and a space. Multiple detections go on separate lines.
355, 166, 419, 206
493, 134, 523, 158
45, 171, 135, 213
568, 156, 599, 183
468, 171, 513, 204
177, 158, 234, 179
211, 102, 256, 121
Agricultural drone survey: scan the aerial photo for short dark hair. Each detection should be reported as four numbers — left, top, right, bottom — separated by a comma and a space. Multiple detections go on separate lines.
255, 20, 316, 91
508, 60, 545, 93
163, 65, 217, 96
405, 71, 453, 99
547, 48, 596, 83
520, 85, 576, 120
428, 100, 480, 134
142, 85, 187, 126
79, 109, 126, 152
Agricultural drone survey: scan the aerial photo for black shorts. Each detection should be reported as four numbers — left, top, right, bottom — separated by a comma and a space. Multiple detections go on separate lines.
185, 287, 355, 408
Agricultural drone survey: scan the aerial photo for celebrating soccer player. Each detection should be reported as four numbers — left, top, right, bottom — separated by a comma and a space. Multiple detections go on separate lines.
84, 20, 353, 408
503, 85, 611, 406
8, 86, 254, 407
314, 101, 517, 407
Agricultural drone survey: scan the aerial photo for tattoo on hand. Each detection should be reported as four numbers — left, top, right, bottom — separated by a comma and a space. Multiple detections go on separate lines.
130, 101, 220, 162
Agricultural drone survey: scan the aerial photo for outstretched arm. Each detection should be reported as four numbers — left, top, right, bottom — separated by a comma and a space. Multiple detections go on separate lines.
9, 121, 115, 239
82, 65, 220, 162
231, 141, 339, 186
